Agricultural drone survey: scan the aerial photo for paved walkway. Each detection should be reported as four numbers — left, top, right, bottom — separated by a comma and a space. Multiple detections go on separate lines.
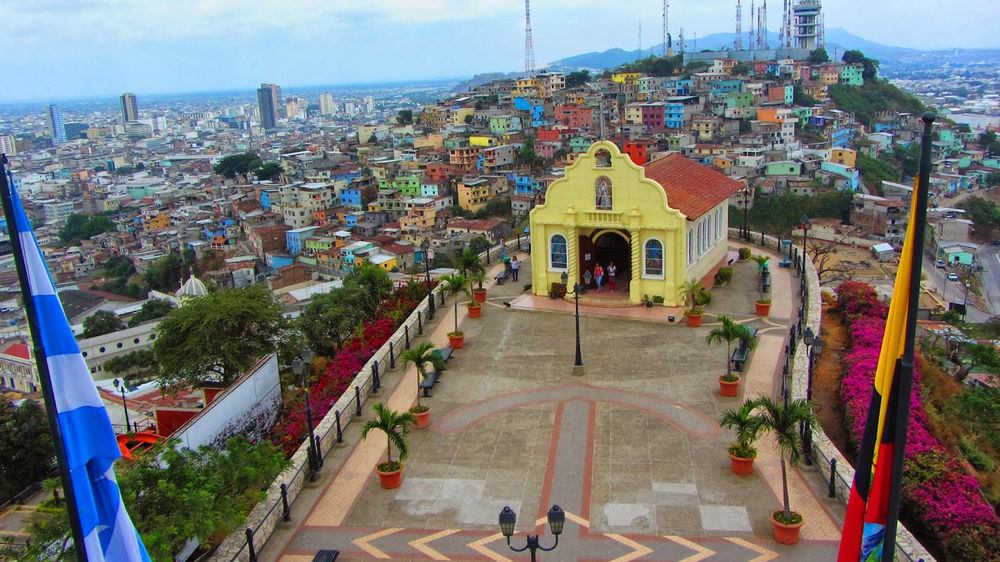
262, 245, 844, 561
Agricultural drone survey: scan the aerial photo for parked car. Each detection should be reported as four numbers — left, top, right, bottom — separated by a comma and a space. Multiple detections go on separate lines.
947, 272, 959, 281
936, 260, 946, 269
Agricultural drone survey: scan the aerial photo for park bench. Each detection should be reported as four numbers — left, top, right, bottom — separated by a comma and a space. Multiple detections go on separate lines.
494, 268, 510, 285
730, 328, 760, 372
778, 259, 793, 268
312, 550, 340, 561
432, 346, 453, 362
419, 370, 440, 397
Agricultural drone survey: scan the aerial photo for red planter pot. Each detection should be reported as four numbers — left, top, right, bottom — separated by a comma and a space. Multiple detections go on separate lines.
472, 289, 487, 303
412, 408, 430, 429
771, 511, 804, 544
468, 305, 482, 318
719, 376, 740, 397
755, 301, 772, 316
729, 452, 755, 475
448, 333, 465, 349
376, 465, 403, 489
686, 313, 704, 327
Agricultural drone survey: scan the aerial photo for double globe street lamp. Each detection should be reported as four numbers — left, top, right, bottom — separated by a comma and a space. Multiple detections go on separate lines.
560, 271, 584, 367
112, 378, 131, 432
498, 504, 565, 561
421, 238, 435, 320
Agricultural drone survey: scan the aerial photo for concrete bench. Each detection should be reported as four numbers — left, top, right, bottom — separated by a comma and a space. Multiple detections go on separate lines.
419, 370, 440, 397
494, 269, 510, 285
433, 347, 453, 362
730, 328, 759, 372
312, 550, 340, 561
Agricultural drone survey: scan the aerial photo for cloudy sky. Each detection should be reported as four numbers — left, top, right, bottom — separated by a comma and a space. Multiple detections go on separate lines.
1, 0, 996, 102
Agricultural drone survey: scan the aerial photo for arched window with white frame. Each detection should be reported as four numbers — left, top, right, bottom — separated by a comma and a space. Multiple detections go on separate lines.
549, 234, 568, 270
644, 238, 664, 277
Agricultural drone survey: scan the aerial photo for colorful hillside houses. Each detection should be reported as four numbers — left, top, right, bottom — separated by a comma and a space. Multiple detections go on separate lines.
529, 141, 742, 306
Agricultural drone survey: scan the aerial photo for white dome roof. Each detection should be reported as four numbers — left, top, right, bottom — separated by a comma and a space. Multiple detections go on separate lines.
176, 275, 208, 299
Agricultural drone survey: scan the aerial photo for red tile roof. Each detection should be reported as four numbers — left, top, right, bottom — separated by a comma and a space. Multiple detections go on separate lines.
644, 153, 744, 220
3, 343, 30, 360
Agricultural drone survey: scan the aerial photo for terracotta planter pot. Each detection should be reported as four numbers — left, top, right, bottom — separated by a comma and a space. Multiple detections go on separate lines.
755, 301, 772, 316
472, 289, 487, 303
729, 452, 755, 475
412, 408, 430, 429
448, 333, 465, 349
719, 376, 740, 397
376, 465, 403, 489
468, 304, 482, 318
771, 511, 804, 544
686, 313, 703, 327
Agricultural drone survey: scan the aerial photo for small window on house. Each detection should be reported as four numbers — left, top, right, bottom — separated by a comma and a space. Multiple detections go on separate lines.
595, 177, 613, 210
550, 234, 568, 270
644, 239, 664, 277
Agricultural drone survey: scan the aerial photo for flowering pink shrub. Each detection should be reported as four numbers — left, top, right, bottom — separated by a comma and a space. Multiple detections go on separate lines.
835, 281, 1000, 559
270, 291, 421, 455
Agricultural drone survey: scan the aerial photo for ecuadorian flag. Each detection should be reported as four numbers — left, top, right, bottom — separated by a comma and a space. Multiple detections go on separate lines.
837, 180, 921, 562
5, 175, 150, 561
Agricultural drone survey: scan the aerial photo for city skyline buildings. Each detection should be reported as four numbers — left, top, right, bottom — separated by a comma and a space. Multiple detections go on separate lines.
1, 0, 997, 103
119, 92, 138, 123
256, 83, 281, 130
46, 105, 66, 145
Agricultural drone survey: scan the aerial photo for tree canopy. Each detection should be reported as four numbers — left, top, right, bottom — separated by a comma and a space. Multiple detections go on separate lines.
127, 299, 175, 327
253, 161, 283, 181
82, 310, 123, 338
731, 189, 854, 237
828, 80, 924, 127
565, 70, 591, 88
0, 400, 54, 504
807, 46, 830, 63
299, 263, 393, 356
153, 285, 286, 387
213, 153, 263, 179
396, 109, 413, 124
841, 49, 880, 82
144, 253, 183, 293
58, 213, 117, 244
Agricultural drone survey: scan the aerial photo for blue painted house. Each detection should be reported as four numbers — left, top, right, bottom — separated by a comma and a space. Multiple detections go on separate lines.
340, 187, 362, 208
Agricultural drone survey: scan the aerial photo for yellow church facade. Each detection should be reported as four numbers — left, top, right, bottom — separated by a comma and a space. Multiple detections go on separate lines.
529, 141, 743, 305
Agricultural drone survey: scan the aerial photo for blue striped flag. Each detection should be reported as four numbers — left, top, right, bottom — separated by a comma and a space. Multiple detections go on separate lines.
8, 184, 150, 561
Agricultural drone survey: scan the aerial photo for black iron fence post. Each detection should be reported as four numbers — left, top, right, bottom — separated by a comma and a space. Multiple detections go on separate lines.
335, 410, 343, 443
246, 528, 257, 562
355, 386, 362, 416
828, 458, 838, 498
280, 483, 290, 522
389, 341, 395, 369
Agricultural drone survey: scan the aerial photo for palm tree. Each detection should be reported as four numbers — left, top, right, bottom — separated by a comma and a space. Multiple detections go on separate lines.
439, 273, 468, 335
680, 279, 701, 312
754, 396, 816, 523
468, 268, 487, 293
400, 341, 445, 410
360, 402, 416, 472
752, 254, 770, 273
706, 315, 757, 381
455, 248, 485, 281
720, 397, 763, 458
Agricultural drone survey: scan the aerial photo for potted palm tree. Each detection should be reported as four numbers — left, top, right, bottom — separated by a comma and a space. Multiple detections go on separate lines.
706, 315, 757, 396
754, 395, 817, 544
720, 398, 763, 475
440, 273, 468, 348
680, 279, 704, 327
456, 248, 487, 303
400, 342, 445, 429
360, 402, 416, 489
752, 255, 772, 316
467, 269, 486, 317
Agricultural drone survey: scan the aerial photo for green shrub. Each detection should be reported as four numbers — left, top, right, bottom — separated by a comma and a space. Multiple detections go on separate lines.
738, 247, 752, 260
960, 437, 995, 472
715, 267, 734, 285
695, 289, 712, 306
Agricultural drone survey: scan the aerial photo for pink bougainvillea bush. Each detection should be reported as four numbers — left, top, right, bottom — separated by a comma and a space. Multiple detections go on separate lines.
835, 281, 1000, 559
270, 291, 418, 456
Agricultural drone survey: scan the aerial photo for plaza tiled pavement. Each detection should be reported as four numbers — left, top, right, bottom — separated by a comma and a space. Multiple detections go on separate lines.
263, 245, 845, 561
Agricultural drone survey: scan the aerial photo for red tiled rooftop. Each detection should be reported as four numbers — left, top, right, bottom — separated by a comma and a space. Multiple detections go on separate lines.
3, 343, 30, 360
644, 153, 745, 220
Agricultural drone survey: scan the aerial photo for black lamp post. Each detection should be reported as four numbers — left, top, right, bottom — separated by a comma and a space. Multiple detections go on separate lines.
962, 279, 971, 322
293, 349, 320, 480
800, 215, 811, 279
561, 271, 583, 367
803, 327, 815, 388
499, 504, 565, 561
112, 378, 130, 432
421, 238, 435, 320
801, 328, 819, 467
742, 187, 751, 240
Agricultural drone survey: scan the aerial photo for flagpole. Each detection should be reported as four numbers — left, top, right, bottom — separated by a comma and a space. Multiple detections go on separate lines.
0, 154, 88, 561
882, 112, 935, 561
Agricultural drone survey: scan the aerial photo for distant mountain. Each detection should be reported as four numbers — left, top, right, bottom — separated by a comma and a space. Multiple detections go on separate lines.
544, 28, 935, 71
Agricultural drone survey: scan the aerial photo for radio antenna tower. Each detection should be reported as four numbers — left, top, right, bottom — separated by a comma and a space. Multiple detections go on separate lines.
524, 0, 535, 77
758, 0, 768, 49
662, 0, 669, 56
638, 19, 642, 59
679, 27, 685, 54
749, 0, 755, 51
735, 0, 743, 51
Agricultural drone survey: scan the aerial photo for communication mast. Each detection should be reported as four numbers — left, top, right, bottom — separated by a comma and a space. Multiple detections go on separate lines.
735, 0, 743, 51
663, 0, 670, 56
524, 0, 535, 77
749, 0, 755, 51
758, 0, 768, 49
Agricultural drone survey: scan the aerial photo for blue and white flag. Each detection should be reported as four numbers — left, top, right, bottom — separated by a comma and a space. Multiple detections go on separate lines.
8, 184, 150, 561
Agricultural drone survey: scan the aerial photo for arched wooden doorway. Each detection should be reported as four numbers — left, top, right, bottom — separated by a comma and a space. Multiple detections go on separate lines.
577, 230, 630, 291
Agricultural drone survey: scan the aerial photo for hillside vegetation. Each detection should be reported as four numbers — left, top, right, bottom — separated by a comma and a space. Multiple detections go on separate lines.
828, 80, 926, 126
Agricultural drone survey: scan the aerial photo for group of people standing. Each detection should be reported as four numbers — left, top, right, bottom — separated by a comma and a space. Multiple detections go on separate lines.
592, 261, 617, 292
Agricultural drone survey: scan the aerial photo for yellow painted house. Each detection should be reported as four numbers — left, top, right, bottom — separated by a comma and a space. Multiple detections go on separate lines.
529, 141, 742, 305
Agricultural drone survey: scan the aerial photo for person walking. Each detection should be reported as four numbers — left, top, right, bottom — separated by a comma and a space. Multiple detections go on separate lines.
594, 262, 604, 293
510, 255, 520, 281
607, 261, 617, 292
